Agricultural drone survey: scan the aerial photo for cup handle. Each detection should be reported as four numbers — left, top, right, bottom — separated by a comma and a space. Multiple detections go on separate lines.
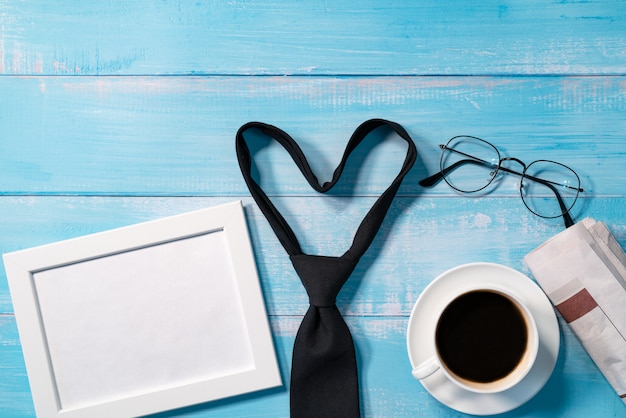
412, 356, 440, 380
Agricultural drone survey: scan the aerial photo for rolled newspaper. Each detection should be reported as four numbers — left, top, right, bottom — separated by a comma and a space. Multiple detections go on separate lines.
524, 218, 626, 404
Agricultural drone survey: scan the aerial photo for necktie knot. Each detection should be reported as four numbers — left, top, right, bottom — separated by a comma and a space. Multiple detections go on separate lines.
290, 254, 357, 308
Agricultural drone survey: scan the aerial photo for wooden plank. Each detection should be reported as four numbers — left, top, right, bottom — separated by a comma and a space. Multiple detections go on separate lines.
0, 313, 622, 417
1, 1, 625, 76
1, 76, 625, 196
1, 195, 623, 315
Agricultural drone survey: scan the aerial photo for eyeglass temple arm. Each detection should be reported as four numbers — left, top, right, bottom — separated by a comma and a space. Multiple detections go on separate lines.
419, 158, 577, 229
418, 159, 489, 187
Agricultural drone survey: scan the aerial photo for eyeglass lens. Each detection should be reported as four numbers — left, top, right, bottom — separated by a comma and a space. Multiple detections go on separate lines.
521, 160, 580, 218
440, 136, 500, 193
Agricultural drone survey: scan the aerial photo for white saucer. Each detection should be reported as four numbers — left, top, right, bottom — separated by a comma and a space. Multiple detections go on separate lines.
407, 262, 559, 416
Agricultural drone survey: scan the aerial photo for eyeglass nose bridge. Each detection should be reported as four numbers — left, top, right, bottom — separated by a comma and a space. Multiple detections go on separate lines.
500, 157, 527, 171
490, 157, 528, 186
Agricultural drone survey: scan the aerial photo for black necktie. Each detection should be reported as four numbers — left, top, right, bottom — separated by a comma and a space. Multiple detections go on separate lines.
236, 119, 417, 417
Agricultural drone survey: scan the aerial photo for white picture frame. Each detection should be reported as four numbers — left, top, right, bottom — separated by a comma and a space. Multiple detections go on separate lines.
3, 201, 281, 418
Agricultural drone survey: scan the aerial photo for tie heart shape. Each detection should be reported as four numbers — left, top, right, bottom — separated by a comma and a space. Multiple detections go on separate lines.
236, 119, 417, 418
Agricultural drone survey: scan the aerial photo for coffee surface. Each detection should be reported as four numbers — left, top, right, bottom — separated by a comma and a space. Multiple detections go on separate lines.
435, 290, 528, 383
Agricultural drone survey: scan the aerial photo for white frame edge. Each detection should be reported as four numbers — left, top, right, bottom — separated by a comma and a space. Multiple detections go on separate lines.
3, 200, 281, 418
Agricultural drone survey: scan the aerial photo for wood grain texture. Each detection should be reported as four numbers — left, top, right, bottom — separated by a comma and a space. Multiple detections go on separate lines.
1, 76, 624, 195
1, 1, 625, 417
1, 1, 625, 75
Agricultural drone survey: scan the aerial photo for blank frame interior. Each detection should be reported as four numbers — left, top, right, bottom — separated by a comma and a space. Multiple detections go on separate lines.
4, 201, 281, 418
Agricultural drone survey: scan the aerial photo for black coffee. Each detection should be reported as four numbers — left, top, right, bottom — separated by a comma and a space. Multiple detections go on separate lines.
435, 290, 528, 383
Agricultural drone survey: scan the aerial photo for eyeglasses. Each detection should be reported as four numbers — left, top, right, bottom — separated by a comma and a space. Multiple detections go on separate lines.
419, 136, 584, 228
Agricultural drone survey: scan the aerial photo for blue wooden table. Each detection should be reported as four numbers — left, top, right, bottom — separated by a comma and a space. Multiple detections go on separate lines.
1, 1, 625, 417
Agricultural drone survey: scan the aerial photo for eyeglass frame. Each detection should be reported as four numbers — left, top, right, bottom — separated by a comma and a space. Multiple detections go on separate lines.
419, 135, 584, 229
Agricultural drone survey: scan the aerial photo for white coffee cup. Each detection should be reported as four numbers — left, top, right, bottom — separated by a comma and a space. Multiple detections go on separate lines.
411, 284, 539, 394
